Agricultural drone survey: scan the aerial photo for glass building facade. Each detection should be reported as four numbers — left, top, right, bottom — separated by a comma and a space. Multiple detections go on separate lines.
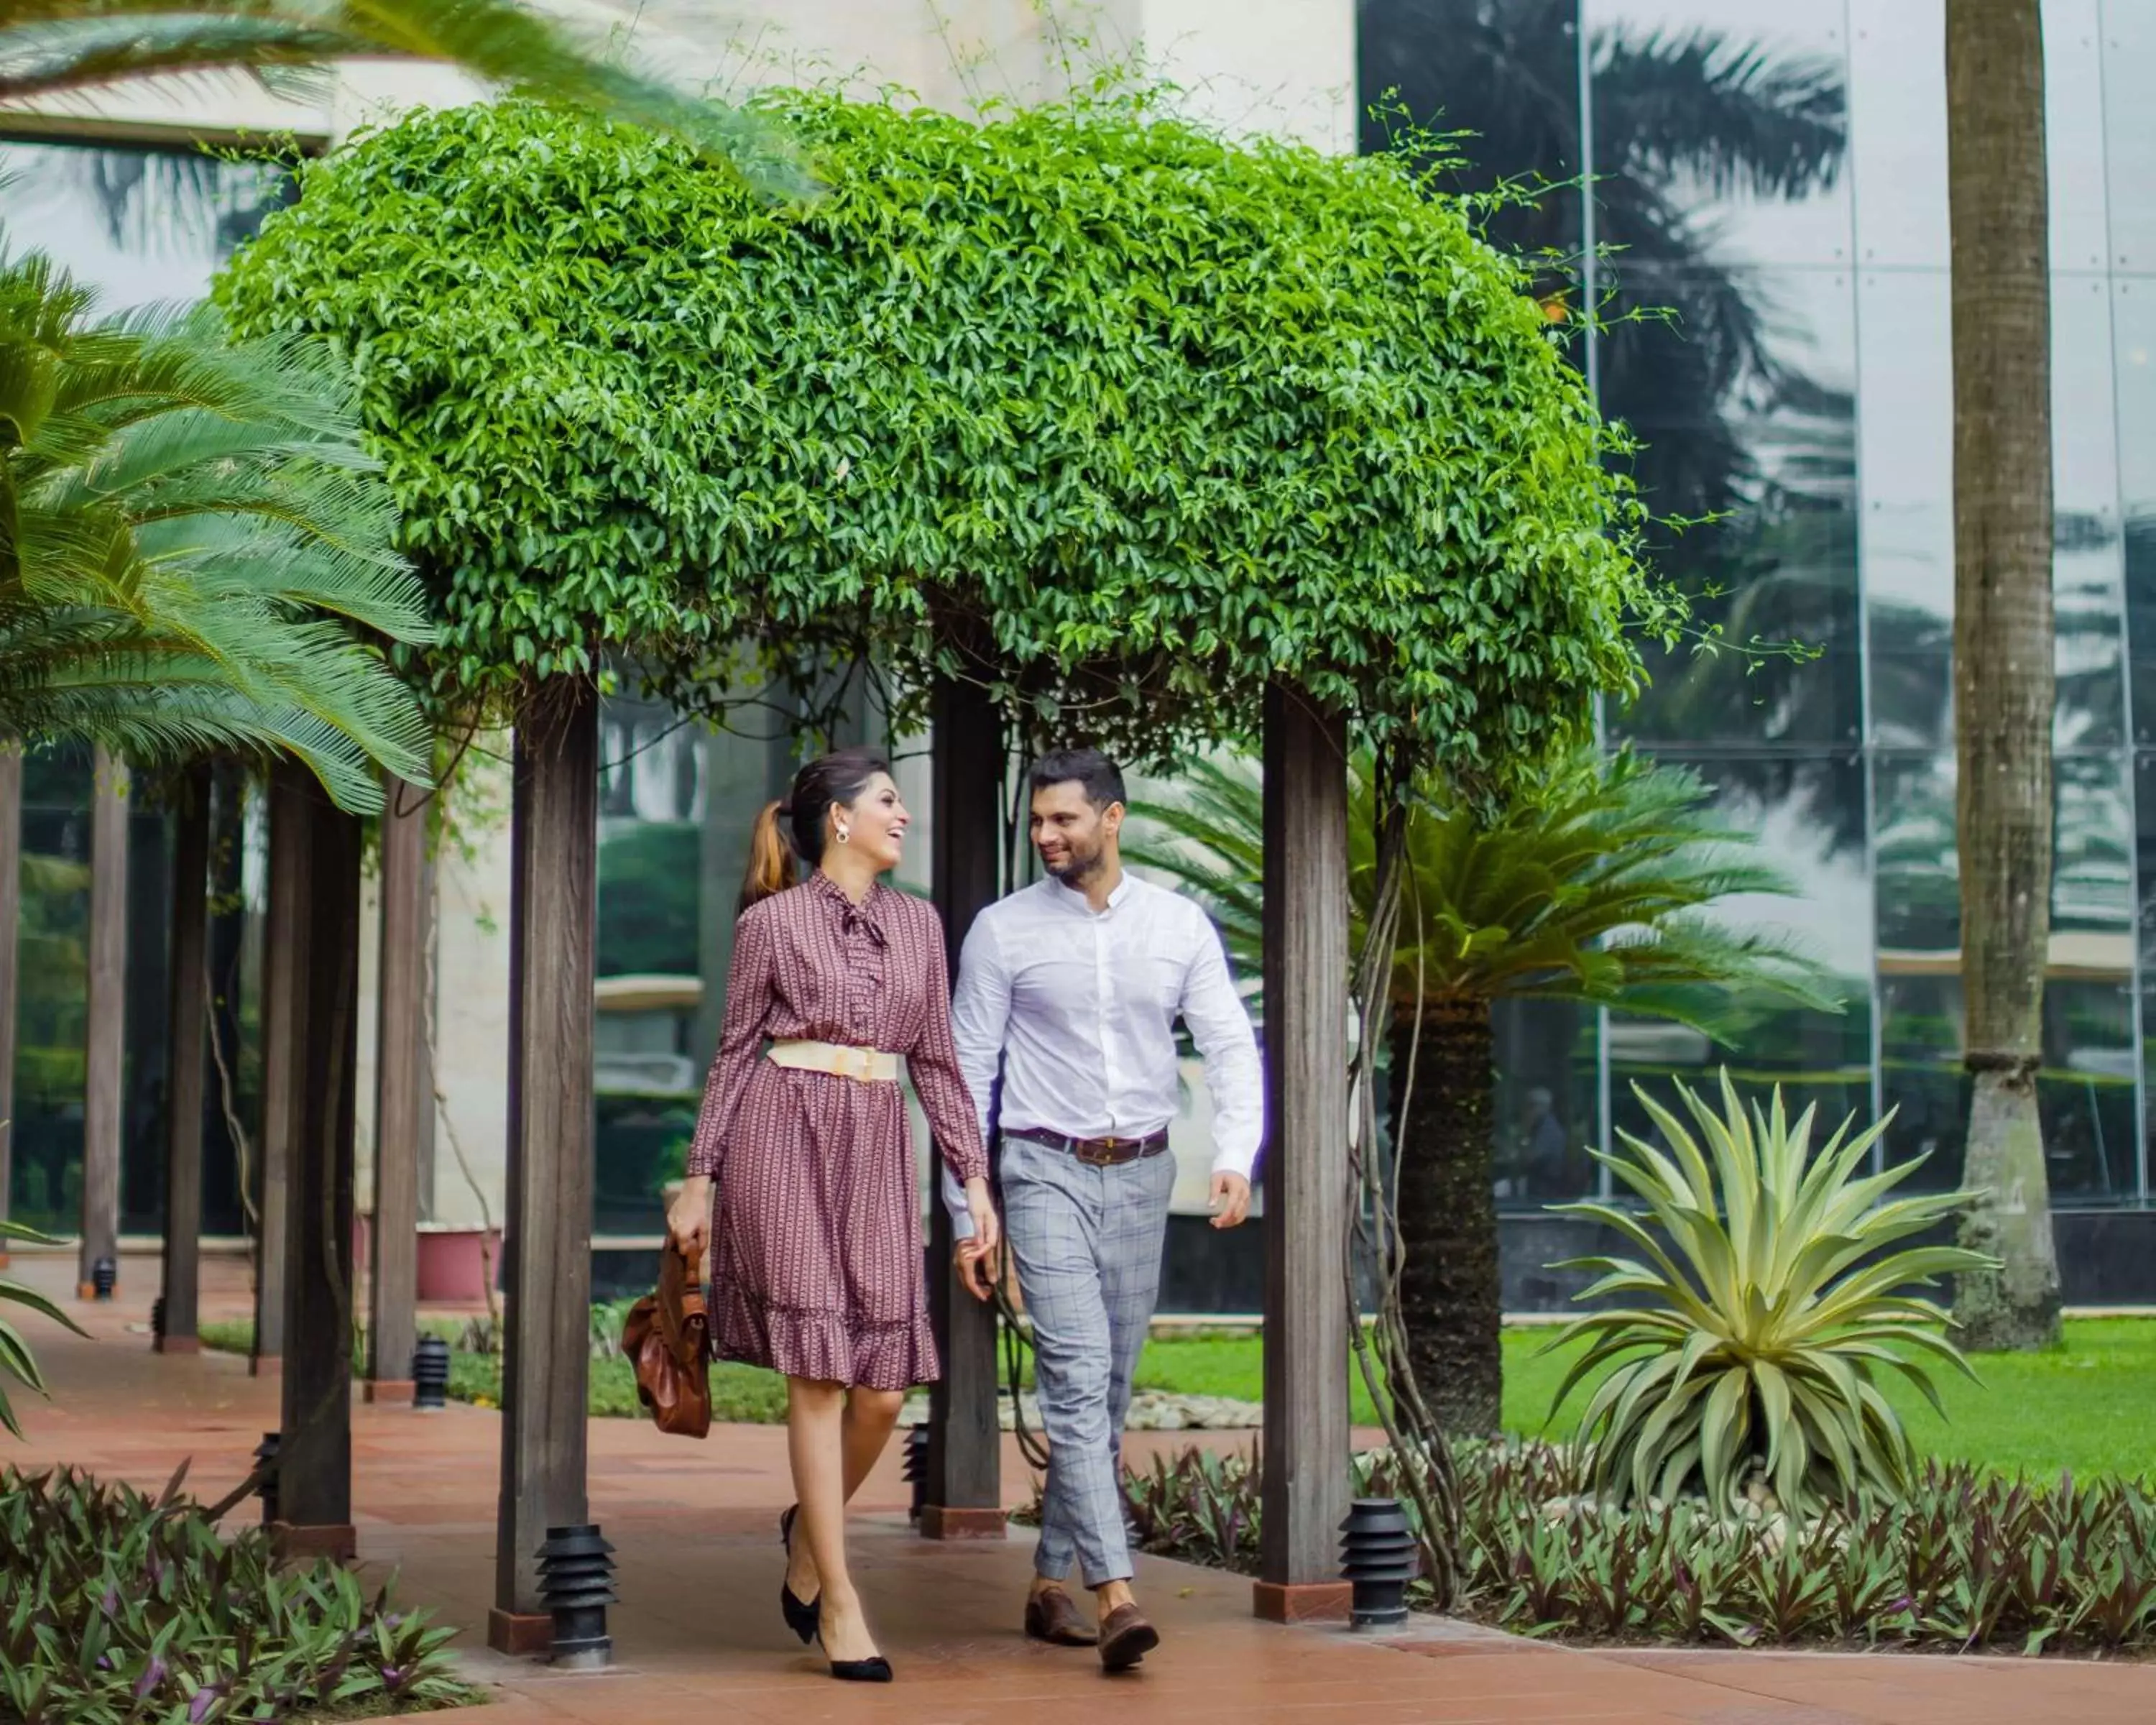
1363, 0, 2156, 1214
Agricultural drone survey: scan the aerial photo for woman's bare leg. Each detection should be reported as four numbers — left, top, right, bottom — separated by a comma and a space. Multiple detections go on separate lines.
786, 1386, 906, 1604
786, 1376, 880, 1664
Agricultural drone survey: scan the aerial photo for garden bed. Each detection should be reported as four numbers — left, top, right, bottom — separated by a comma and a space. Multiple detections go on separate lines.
0, 1463, 476, 1723
1037, 1440, 2156, 1658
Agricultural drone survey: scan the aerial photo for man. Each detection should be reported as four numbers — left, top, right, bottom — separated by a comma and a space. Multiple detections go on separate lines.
942, 748, 1261, 1673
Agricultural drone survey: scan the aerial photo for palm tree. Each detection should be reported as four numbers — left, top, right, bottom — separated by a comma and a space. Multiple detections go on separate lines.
1944, 0, 2060, 1349
4, 239, 435, 810
1129, 745, 1839, 1435
0, 0, 790, 180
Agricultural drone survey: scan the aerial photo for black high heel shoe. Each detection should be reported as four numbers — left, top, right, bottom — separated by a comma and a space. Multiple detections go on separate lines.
816, 1595, 893, 1683
778, 1506, 817, 1646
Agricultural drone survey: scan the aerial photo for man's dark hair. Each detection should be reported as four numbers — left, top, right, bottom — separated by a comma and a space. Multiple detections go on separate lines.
1030, 748, 1125, 810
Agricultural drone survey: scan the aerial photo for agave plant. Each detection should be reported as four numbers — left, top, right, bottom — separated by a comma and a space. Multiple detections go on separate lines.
0, 1219, 86, 1438
1547, 1072, 1994, 1511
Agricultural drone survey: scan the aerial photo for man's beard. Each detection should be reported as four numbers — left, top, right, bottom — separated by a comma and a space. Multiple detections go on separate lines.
1043, 841, 1104, 886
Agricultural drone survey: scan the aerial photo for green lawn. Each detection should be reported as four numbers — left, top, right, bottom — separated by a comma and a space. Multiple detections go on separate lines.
1132, 1317, 2156, 1481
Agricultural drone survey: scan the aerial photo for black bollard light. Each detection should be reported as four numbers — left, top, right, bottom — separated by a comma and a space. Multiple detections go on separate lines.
254, 1433, 282, 1527
412, 1335, 451, 1412
535, 1524, 616, 1668
1339, 1498, 1418, 1630
91, 1256, 117, 1300
149, 1296, 165, 1342
903, 1423, 929, 1522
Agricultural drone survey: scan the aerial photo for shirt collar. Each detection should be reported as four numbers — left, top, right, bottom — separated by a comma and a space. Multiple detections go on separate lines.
1050, 869, 1135, 916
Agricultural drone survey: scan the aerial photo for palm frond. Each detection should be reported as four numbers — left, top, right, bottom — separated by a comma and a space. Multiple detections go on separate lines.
1, 237, 436, 810
0, 0, 805, 190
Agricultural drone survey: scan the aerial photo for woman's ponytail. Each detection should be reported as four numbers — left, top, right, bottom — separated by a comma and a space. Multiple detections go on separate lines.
738, 800, 797, 914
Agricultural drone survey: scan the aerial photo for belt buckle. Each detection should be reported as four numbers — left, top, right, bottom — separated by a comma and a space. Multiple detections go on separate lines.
1079, 1136, 1118, 1166
845, 1047, 873, 1082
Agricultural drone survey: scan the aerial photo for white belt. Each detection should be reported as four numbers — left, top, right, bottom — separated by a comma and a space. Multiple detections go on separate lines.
767, 1039, 900, 1083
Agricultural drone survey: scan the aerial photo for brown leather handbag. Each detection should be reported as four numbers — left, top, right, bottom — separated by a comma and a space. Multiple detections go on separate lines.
622, 1243, 711, 1438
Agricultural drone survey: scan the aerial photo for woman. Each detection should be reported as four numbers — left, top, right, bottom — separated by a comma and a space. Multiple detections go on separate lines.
666, 745, 999, 1683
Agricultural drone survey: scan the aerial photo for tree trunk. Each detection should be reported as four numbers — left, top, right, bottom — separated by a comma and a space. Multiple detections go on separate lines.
1946, 0, 2061, 1350
1393, 993, 1501, 1436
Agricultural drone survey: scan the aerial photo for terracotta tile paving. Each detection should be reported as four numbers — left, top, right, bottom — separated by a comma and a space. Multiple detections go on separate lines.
6, 1251, 2152, 1723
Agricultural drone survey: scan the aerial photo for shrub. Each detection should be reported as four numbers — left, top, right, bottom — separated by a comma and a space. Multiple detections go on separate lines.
1086, 1442, 2156, 1655
0, 1463, 472, 1722
1, 1220, 86, 1438
1547, 1074, 1991, 1509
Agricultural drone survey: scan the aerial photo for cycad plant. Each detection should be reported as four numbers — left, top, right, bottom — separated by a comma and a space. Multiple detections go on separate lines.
3, 243, 433, 809
1549, 1072, 1991, 1510
0, 1220, 86, 1436
1128, 744, 1838, 1435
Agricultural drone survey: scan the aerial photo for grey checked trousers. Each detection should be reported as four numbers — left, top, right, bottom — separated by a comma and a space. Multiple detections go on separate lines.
999, 1134, 1176, 1588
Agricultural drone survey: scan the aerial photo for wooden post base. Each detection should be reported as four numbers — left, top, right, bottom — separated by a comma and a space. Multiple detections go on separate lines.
362, 1379, 415, 1406
249, 1354, 283, 1378
1252, 1580, 1353, 1624
487, 1609, 553, 1656
153, 1335, 202, 1356
270, 1522, 357, 1564
919, 1504, 1008, 1540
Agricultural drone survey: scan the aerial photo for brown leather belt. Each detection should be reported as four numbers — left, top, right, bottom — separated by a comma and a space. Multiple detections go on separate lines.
1005, 1126, 1171, 1167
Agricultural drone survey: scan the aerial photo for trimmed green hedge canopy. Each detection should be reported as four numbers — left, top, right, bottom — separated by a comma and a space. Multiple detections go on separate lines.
219, 89, 1673, 766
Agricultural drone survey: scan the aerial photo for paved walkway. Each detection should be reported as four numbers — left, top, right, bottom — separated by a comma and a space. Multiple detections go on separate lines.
5, 1251, 2152, 1724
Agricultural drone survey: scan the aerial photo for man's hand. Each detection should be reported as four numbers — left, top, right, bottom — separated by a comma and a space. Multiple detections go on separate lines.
955, 1241, 998, 1302
1208, 1171, 1252, 1229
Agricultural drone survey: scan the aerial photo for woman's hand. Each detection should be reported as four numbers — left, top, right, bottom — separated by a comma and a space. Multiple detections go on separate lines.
667, 1174, 711, 1260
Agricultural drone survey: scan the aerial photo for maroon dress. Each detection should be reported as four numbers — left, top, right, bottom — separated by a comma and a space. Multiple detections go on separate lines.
685, 870, 988, 1389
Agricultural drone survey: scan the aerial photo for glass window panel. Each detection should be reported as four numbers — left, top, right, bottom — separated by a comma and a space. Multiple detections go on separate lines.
1876, 751, 2138, 1197
1491, 998, 1598, 1210
2122, 280, 2156, 743
0, 139, 292, 310
1587, 0, 1851, 269
1605, 751, 1873, 1159
2055, 274, 2127, 752
1357, 0, 1585, 270
1860, 272, 2125, 750
10, 746, 93, 1232
2047, 0, 2112, 272
1857, 269, 1953, 748
1848, 0, 1949, 269
2104, 0, 2156, 271
1611, 270, 1860, 745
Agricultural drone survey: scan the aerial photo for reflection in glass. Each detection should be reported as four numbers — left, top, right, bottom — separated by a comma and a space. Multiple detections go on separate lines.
0, 139, 292, 310
1355, 0, 1585, 277
1611, 269, 1861, 752
1586, 0, 1851, 268
1491, 998, 1598, 1209
1606, 751, 1871, 1156
2121, 280, 2156, 745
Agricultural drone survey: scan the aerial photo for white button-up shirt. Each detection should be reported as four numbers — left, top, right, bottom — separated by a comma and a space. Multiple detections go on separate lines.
939, 871, 1263, 1238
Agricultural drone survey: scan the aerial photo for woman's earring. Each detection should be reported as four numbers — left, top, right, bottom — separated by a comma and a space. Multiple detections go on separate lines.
837, 827, 851, 845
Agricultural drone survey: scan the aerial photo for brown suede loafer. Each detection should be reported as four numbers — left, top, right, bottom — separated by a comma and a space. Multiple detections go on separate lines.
1097, 1604, 1159, 1672
1024, 1587, 1098, 1647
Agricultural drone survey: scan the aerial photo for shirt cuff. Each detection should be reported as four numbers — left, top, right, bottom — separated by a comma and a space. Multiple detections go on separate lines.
1209, 1146, 1258, 1184
941, 1165, 977, 1239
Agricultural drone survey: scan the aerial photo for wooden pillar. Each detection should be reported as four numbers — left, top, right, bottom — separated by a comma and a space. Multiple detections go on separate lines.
0, 745, 19, 1263
922, 676, 1006, 1539
78, 748, 128, 1298
275, 762, 363, 1561
1254, 682, 1352, 1622
491, 686, 599, 1653
157, 767, 211, 1353
364, 776, 428, 1404
252, 768, 304, 1376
